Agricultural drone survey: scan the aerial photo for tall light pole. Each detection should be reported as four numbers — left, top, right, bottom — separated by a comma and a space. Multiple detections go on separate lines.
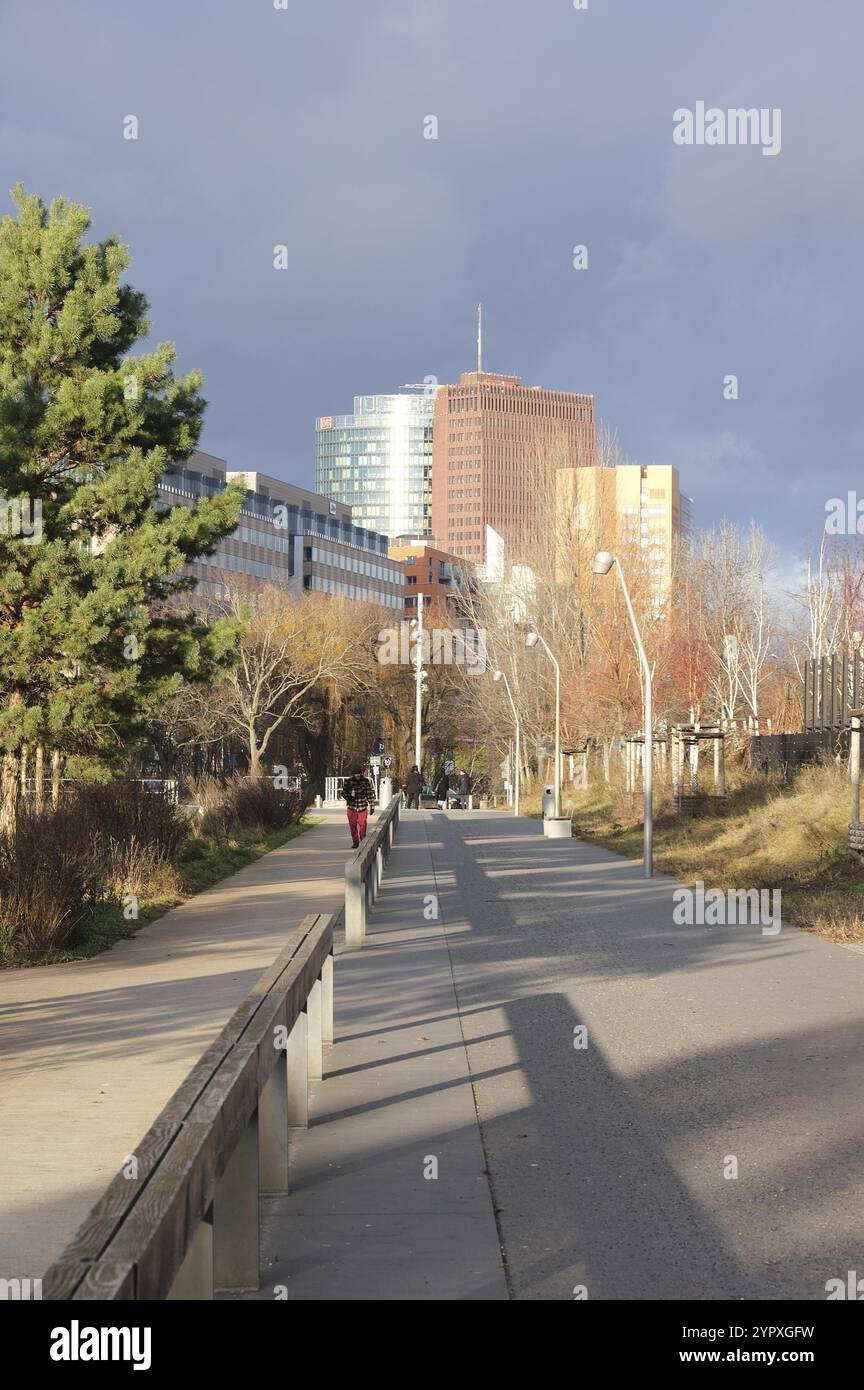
525, 629, 561, 819
412, 592, 425, 771
493, 670, 521, 815
593, 550, 653, 877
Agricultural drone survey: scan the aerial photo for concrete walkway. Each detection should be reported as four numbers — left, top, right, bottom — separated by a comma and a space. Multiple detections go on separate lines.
250, 810, 508, 1301
0, 808, 366, 1281
257, 809, 864, 1302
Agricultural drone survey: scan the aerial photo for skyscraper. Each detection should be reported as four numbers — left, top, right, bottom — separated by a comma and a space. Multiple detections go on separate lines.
430, 370, 595, 564
556, 463, 689, 599
315, 390, 434, 539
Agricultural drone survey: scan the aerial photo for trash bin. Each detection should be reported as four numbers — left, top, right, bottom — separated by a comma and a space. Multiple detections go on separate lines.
378, 776, 393, 806
541, 785, 555, 818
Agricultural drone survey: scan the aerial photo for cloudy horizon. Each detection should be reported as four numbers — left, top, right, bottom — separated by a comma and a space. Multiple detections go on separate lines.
2, 0, 861, 561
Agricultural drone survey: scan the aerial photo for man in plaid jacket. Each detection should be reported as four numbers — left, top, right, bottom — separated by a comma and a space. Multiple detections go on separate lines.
340, 765, 375, 847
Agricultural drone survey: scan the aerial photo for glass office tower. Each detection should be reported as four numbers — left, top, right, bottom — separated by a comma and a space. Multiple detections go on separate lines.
315, 391, 434, 539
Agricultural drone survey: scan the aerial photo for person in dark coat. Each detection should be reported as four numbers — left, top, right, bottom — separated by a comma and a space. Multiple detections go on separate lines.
434, 769, 450, 809
458, 770, 472, 806
405, 765, 423, 809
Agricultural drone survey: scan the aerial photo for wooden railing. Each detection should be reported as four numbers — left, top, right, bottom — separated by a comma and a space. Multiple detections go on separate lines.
42, 913, 333, 1301
344, 793, 401, 948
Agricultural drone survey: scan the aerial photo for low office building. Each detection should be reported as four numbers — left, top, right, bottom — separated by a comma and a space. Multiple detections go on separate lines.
387, 536, 474, 615
158, 450, 404, 609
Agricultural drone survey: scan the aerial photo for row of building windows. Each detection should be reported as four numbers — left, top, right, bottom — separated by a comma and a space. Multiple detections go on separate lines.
198, 551, 289, 580
446, 395, 592, 419
307, 574, 402, 607
238, 526, 292, 552
309, 544, 399, 584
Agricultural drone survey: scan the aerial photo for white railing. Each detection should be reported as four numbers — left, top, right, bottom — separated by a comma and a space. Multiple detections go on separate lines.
325, 775, 348, 804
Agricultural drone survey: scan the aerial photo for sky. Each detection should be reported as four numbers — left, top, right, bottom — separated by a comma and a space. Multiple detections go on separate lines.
1, 0, 862, 563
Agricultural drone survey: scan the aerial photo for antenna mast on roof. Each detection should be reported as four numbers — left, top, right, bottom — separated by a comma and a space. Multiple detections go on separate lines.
477, 303, 483, 373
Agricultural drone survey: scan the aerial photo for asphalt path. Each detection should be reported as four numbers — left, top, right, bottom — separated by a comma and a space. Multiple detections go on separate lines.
422, 809, 864, 1300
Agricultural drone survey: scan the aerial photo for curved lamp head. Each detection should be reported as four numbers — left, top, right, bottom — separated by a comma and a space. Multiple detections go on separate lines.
493, 670, 503, 682
525, 631, 540, 648
593, 550, 614, 575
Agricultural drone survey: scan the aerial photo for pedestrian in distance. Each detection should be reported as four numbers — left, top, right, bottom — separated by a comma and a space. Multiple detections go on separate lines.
405, 764, 423, 809
340, 764, 375, 847
458, 769, 472, 808
434, 768, 450, 809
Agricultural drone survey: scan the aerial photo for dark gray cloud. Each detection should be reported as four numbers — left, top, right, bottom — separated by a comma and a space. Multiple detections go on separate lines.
1, 0, 861, 554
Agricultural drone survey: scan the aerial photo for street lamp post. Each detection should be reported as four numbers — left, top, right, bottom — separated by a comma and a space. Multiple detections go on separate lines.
493, 669, 521, 816
412, 592, 425, 771
593, 550, 653, 877
525, 629, 561, 820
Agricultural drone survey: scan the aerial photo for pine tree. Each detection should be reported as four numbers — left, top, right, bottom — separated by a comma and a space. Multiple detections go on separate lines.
0, 186, 243, 831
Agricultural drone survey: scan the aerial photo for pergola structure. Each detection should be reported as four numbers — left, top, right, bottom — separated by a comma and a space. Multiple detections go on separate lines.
670, 724, 727, 813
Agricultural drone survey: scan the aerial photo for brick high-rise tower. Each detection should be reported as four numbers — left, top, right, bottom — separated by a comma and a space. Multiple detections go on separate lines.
430, 368, 595, 564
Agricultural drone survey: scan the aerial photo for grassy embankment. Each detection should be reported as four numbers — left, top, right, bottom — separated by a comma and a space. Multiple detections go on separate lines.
559, 762, 864, 944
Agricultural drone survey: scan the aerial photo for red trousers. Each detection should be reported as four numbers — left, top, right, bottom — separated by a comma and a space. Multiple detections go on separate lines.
347, 808, 368, 846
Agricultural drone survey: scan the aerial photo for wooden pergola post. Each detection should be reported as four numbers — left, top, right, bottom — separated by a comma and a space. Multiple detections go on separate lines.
850, 709, 862, 825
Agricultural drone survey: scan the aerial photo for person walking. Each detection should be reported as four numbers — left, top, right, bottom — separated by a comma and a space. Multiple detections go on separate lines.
405, 764, 423, 810
340, 764, 375, 847
434, 767, 450, 809
458, 769, 472, 808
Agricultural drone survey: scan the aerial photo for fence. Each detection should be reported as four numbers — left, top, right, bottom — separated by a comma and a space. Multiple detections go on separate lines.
325, 775, 347, 804
42, 913, 333, 1301
750, 729, 848, 775
344, 793, 401, 948
803, 653, 864, 732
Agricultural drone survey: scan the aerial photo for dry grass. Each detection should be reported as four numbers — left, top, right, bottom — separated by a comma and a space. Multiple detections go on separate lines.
571, 760, 864, 944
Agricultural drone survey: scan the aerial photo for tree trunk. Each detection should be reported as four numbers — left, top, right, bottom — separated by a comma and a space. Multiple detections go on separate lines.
249, 745, 263, 779
602, 739, 613, 784
34, 743, 45, 811
51, 749, 61, 806
0, 748, 20, 837
20, 743, 29, 795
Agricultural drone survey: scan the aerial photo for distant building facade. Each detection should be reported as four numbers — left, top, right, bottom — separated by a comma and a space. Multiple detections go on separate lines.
315, 391, 435, 539
430, 371, 595, 565
387, 536, 474, 614
158, 451, 403, 609
556, 463, 689, 595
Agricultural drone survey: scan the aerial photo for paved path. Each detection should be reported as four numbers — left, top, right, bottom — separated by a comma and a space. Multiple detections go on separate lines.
260, 809, 864, 1301
250, 811, 508, 1301
0, 808, 365, 1281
